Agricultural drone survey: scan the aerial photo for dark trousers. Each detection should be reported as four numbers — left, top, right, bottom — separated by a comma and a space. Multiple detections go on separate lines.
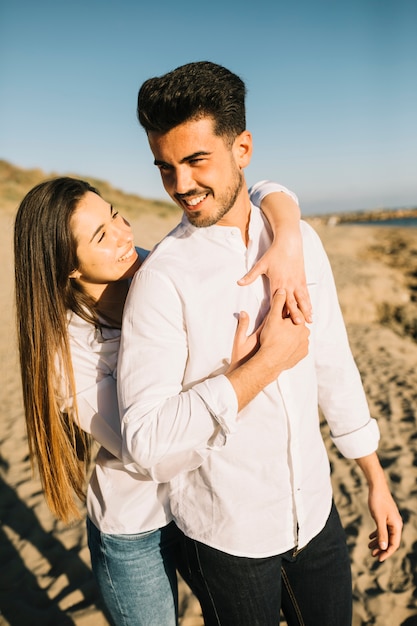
178, 502, 352, 626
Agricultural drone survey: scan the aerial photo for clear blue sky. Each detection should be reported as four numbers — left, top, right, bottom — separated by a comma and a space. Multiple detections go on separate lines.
1, 0, 416, 214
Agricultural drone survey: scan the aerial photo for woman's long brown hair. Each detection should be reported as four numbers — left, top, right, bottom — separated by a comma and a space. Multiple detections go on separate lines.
14, 177, 101, 522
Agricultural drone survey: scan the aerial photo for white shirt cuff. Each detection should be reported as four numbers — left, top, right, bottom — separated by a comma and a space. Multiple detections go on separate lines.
249, 180, 299, 207
330, 417, 380, 458
193, 374, 239, 447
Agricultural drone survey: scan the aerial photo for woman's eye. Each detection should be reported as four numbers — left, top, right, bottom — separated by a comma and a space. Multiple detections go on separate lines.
97, 232, 105, 243
112, 210, 119, 220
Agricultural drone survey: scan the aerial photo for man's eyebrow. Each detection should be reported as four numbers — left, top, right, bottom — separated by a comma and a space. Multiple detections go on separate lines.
88, 205, 113, 243
153, 151, 211, 167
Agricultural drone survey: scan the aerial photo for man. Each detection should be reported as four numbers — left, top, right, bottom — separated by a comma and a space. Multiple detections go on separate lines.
118, 61, 402, 625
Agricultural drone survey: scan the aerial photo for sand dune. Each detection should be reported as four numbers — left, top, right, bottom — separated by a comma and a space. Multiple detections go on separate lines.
1, 207, 416, 625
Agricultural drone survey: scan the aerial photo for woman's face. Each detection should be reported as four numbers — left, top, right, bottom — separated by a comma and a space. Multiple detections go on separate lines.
69, 191, 140, 297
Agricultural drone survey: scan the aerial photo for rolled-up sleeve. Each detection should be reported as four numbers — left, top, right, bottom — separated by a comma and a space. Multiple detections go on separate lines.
249, 180, 299, 207
330, 417, 380, 458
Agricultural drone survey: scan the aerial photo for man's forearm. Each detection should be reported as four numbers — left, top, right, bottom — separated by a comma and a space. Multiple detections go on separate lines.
226, 347, 286, 412
355, 451, 387, 488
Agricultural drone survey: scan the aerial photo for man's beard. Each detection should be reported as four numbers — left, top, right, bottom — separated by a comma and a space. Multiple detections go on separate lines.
187, 168, 244, 228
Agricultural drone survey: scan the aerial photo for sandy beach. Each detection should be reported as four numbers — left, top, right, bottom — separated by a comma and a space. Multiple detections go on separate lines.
1, 196, 417, 625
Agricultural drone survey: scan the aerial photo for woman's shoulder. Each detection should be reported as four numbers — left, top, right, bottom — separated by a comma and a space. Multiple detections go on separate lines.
136, 246, 150, 262
67, 311, 120, 350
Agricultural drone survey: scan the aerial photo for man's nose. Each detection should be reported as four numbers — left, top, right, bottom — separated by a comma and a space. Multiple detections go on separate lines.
173, 166, 193, 195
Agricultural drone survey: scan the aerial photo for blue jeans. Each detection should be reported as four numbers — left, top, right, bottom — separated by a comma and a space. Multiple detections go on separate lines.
179, 502, 352, 626
87, 518, 181, 626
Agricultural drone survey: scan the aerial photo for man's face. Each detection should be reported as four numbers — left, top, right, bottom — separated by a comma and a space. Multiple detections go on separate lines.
148, 117, 252, 228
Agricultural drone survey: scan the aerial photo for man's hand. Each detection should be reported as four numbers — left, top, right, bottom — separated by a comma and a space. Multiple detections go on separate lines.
355, 453, 403, 562
367, 487, 403, 562
226, 290, 310, 411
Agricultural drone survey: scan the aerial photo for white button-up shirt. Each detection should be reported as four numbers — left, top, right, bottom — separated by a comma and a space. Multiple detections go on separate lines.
118, 188, 379, 557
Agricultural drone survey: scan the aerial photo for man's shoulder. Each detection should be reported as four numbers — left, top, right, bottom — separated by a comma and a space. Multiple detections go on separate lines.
300, 219, 318, 237
299, 220, 329, 282
300, 220, 325, 251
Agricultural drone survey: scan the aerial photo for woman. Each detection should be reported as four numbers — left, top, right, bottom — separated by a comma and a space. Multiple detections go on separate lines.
14, 177, 310, 625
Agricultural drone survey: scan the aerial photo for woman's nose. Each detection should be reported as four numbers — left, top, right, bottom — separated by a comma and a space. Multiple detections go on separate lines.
114, 219, 133, 244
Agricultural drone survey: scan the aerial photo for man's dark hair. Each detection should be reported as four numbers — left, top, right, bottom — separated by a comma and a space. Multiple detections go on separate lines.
137, 61, 247, 141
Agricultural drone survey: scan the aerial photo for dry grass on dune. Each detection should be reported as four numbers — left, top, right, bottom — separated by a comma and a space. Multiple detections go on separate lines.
0, 158, 180, 219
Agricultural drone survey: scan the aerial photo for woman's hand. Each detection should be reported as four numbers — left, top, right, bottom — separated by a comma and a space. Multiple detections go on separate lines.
240, 189, 312, 324
238, 229, 312, 325
227, 289, 310, 374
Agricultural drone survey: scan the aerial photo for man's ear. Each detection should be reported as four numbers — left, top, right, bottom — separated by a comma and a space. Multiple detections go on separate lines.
69, 269, 81, 279
233, 130, 253, 168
